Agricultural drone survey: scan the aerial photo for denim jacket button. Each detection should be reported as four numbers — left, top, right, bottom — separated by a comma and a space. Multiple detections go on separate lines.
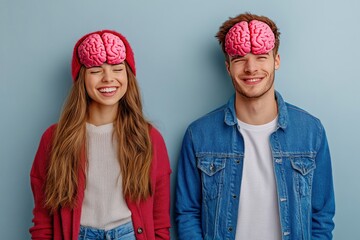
228, 227, 233, 232
275, 158, 282, 164
232, 194, 237, 199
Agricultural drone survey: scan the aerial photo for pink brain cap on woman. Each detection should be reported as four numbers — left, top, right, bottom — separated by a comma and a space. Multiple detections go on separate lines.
77, 33, 126, 67
71, 30, 136, 81
225, 20, 275, 57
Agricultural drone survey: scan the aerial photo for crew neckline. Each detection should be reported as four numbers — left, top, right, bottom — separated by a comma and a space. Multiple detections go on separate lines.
86, 122, 114, 133
237, 117, 278, 132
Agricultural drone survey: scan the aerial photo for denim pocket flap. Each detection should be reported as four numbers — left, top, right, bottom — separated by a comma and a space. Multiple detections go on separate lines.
198, 157, 226, 176
291, 157, 316, 175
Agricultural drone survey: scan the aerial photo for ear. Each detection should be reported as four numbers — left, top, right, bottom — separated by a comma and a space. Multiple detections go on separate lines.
274, 53, 280, 70
225, 61, 230, 75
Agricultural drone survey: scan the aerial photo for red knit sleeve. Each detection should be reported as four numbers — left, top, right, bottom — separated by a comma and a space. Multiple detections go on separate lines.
150, 127, 172, 240
29, 125, 56, 240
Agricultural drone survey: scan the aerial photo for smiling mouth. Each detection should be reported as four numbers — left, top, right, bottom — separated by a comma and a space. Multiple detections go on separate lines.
98, 87, 117, 93
243, 78, 263, 84
245, 78, 261, 82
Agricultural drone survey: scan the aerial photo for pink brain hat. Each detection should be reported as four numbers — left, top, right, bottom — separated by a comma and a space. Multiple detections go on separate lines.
225, 20, 275, 57
71, 30, 136, 81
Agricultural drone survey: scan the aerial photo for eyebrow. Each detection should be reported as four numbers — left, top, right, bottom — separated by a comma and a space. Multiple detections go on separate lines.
230, 55, 244, 62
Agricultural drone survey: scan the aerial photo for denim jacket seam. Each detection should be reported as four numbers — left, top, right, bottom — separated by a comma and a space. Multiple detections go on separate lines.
195, 152, 243, 158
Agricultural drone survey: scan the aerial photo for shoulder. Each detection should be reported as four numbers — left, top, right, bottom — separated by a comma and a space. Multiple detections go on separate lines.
30, 124, 57, 179
149, 125, 165, 143
149, 125, 168, 155
188, 104, 227, 131
283, 102, 329, 152
36, 123, 58, 154
149, 125, 171, 175
285, 102, 323, 129
41, 124, 57, 141
149, 125, 168, 152
284, 102, 327, 151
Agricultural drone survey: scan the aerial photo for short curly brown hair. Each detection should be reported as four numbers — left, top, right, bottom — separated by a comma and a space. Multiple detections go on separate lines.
216, 12, 281, 62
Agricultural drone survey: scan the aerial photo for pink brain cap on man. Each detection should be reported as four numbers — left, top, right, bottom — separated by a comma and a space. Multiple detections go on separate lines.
77, 32, 126, 68
225, 20, 275, 57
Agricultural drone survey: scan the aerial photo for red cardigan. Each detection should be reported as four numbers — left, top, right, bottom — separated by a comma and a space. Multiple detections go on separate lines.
30, 124, 171, 240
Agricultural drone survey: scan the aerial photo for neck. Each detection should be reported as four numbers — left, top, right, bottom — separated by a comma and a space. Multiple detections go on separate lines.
87, 103, 118, 126
235, 91, 278, 125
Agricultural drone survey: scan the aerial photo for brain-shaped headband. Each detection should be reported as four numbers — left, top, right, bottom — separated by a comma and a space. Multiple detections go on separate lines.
77, 32, 126, 67
225, 20, 275, 57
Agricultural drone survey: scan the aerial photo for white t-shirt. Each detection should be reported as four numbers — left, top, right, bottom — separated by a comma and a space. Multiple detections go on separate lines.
81, 123, 132, 230
235, 118, 282, 240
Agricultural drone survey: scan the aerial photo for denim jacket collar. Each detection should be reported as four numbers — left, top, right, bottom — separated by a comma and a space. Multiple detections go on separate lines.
224, 91, 288, 129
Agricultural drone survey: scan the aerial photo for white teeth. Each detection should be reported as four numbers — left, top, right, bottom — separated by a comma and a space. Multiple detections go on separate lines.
246, 78, 260, 82
99, 87, 116, 93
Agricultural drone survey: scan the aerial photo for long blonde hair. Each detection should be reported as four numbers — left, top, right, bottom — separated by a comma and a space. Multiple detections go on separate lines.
44, 63, 152, 212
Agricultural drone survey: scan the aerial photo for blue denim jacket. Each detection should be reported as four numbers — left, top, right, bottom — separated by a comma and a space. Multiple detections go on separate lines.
175, 92, 335, 240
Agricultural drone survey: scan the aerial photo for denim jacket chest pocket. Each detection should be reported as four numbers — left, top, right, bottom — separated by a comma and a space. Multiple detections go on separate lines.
290, 155, 316, 197
197, 156, 226, 200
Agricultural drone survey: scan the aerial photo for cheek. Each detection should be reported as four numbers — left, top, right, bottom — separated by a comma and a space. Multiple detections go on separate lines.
84, 83, 92, 96
229, 67, 243, 78
120, 74, 129, 88
262, 61, 275, 72
84, 77, 97, 96
122, 77, 128, 87
123, 81, 129, 94
84, 80, 91, 93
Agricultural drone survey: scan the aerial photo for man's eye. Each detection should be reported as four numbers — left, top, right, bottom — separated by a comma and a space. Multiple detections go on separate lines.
114, 69, 123, 72
234, 59, 244, 63
90, 71, 101, 74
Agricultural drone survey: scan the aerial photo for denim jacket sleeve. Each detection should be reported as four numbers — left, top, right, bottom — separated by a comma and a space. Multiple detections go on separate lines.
175, 128, 204, 240
311, 125, 335, 239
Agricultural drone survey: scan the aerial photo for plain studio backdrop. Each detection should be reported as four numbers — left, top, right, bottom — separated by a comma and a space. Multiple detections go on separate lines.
1, 0, 359, 239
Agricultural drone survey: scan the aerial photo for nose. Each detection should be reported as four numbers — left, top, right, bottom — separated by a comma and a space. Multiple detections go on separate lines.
244, 57, 258, 74
102, 68, 114, 82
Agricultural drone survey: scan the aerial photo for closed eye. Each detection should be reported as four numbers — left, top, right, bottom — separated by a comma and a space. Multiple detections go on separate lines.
257, 53, 270, 60
112, 63, 125, 72
230, 55, 245, 63
88, 67, 102, 74
232, 58, 245, 63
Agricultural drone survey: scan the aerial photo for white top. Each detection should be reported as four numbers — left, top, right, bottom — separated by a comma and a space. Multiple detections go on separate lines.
80, 123, 132, 230
235, 118, 282, 240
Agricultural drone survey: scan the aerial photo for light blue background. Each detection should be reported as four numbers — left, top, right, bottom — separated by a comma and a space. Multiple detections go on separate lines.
1, 0, 359, 239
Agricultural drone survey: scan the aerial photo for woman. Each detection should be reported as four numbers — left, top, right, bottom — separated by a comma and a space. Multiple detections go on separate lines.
30, 30, 171, 240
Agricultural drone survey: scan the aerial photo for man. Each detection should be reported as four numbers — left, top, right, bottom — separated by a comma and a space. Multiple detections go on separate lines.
175, 13, 335, 240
